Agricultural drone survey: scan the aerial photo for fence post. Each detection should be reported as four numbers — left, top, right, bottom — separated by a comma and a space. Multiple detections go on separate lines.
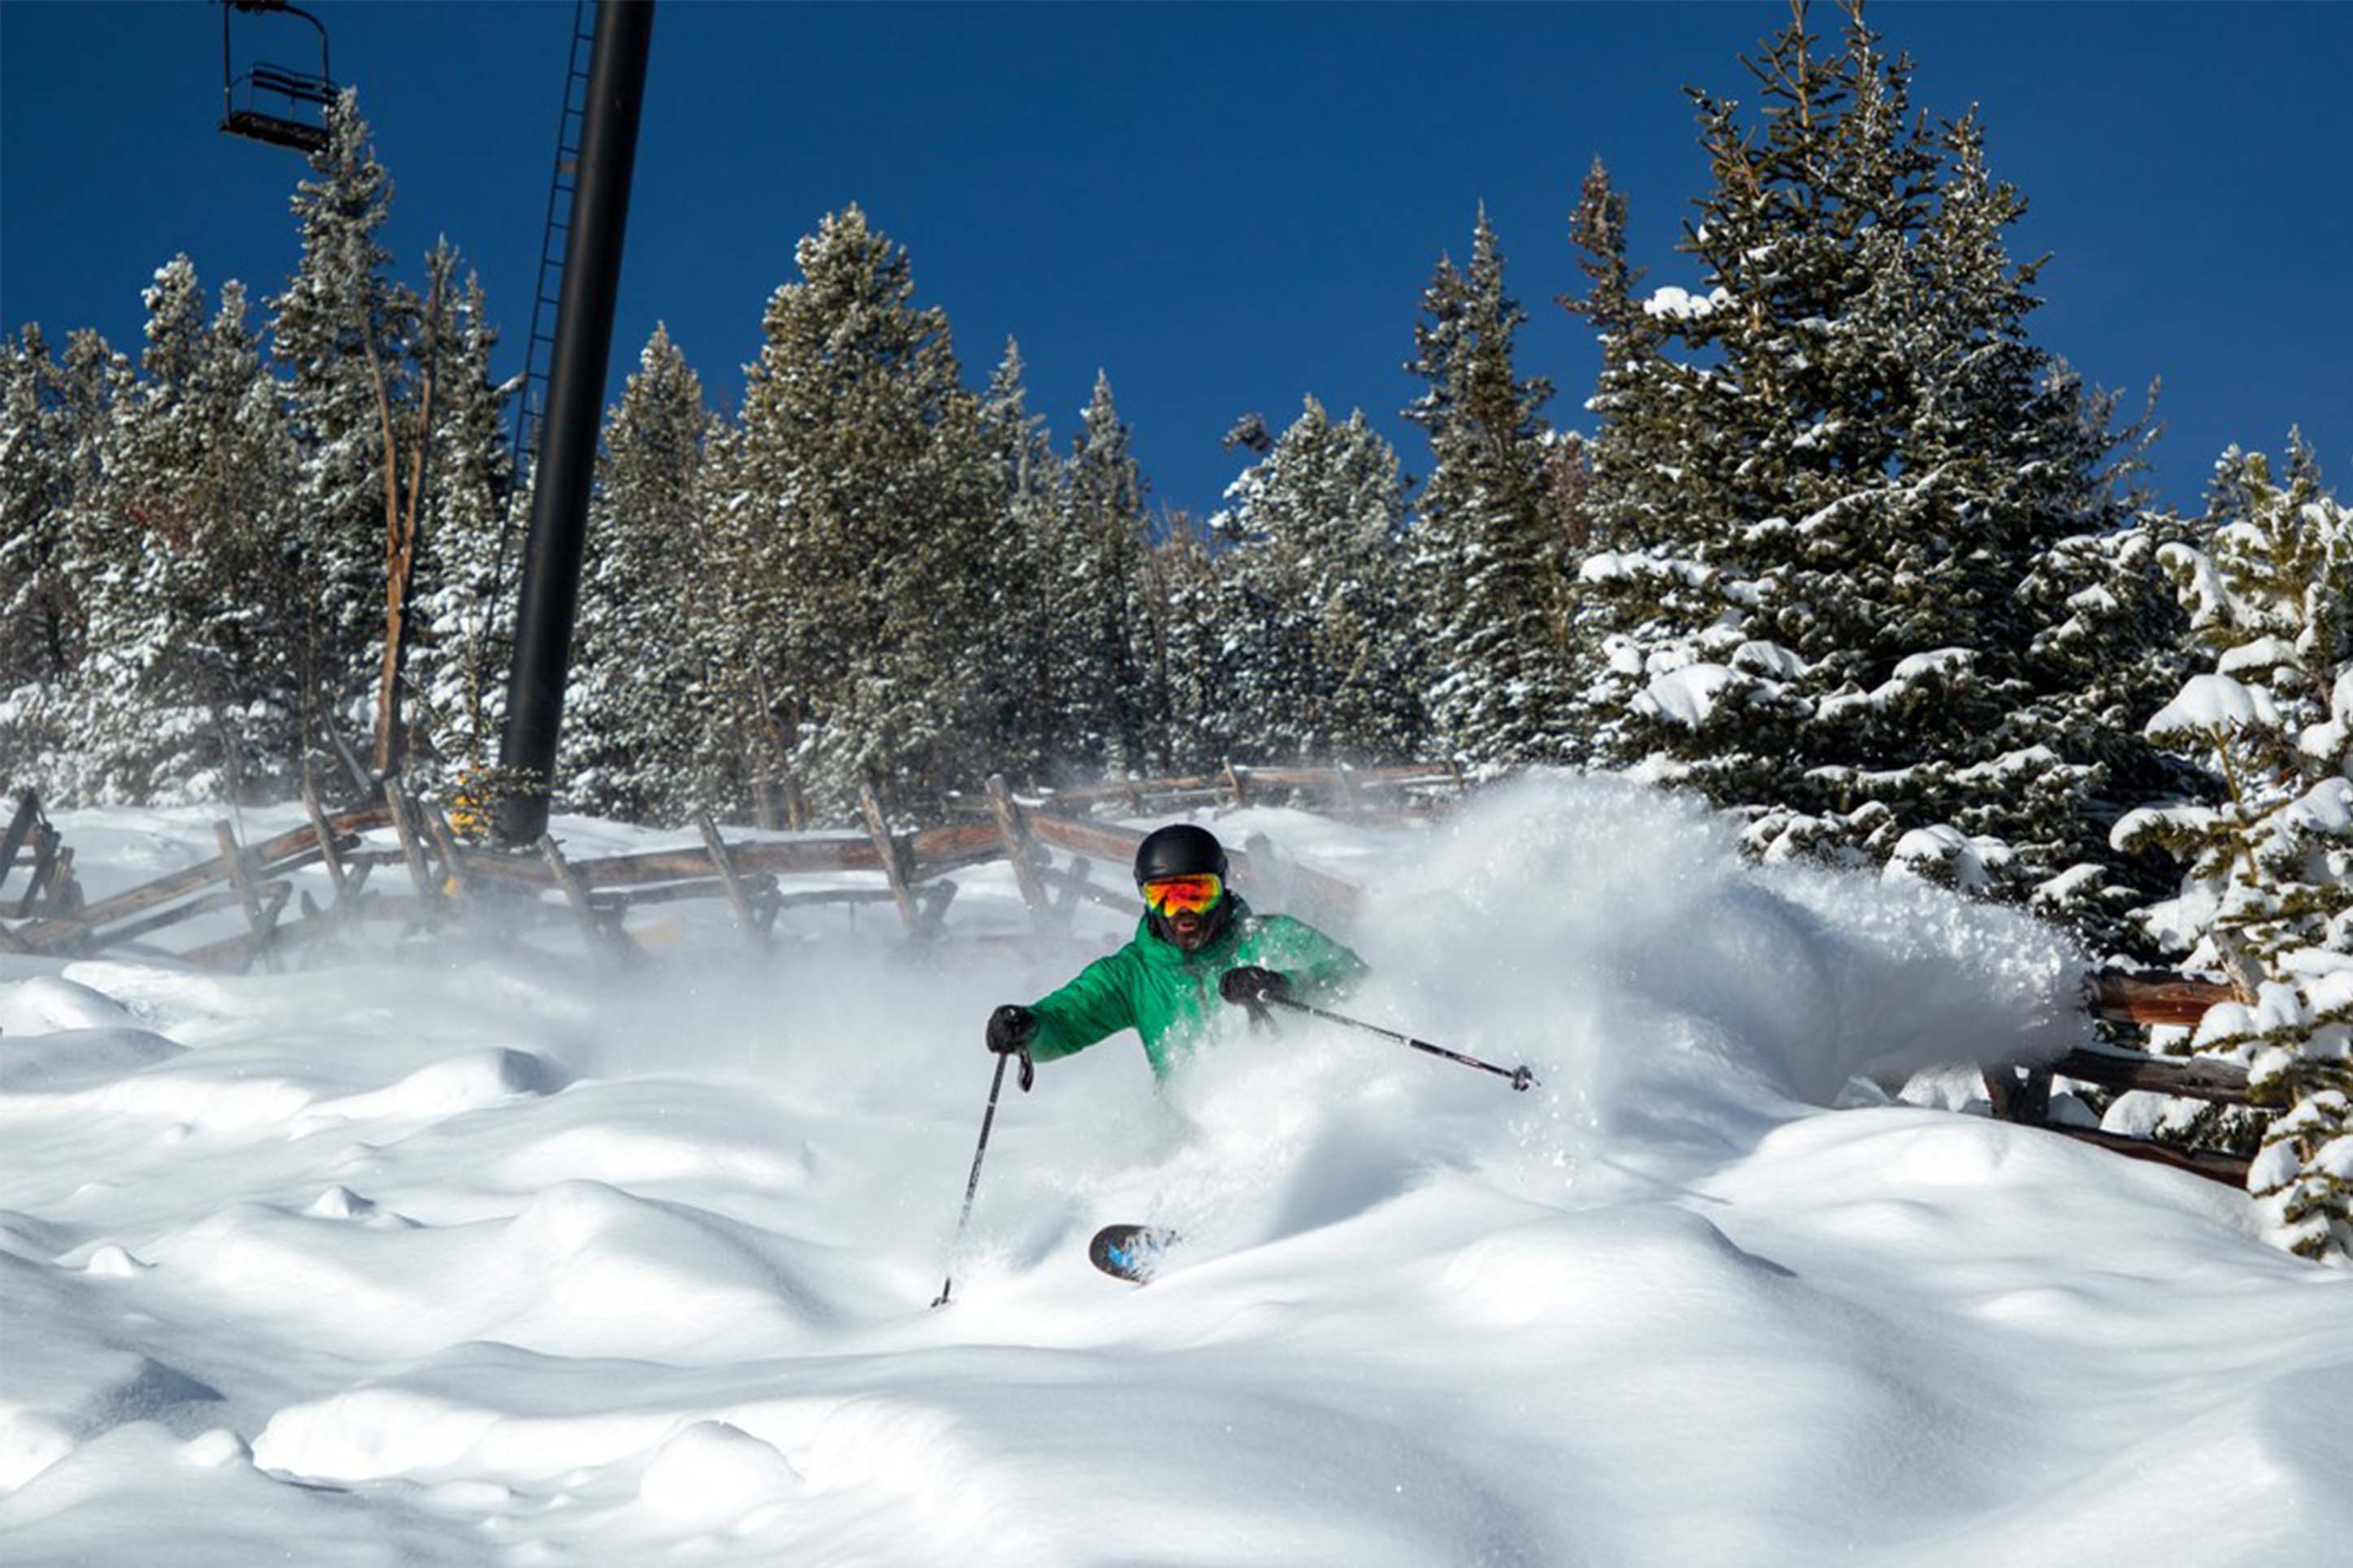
985, 775, 1051, 928
383, 779, 442, 910
14, 820, 60, 919
215, 819, 284, 974
0, 789, 37, 896
424, 805, 477, 906
696, 811, 770, 949
859, 774, 923, 934
1329, 766, 1359, 819
539, 833, 638, 959
300, 771, 351, 900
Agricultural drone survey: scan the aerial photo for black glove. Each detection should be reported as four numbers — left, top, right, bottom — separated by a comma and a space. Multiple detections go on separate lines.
986, 1004, 1038, 1055
1219, 966, 1292, 1006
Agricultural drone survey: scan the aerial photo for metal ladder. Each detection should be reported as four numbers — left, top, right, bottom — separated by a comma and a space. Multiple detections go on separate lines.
500, 0, 596, 577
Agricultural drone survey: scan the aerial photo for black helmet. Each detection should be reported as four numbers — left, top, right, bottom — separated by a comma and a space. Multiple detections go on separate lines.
1133, 823, 1228, 887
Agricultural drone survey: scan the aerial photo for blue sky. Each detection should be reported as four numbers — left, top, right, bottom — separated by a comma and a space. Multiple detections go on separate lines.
3, 2, 2347, 521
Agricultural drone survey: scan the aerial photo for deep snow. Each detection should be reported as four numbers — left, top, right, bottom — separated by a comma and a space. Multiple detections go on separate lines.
2, 775, 2348, 1566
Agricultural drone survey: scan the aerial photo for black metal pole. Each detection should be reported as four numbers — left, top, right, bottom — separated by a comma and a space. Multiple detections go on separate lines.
495, 0, 655, 847
932, 1049, 1026, 1309
1262, 995, 1537, 1091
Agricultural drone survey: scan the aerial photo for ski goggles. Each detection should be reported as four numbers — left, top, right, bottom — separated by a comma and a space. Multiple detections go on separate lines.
1141, 874, 1224, 916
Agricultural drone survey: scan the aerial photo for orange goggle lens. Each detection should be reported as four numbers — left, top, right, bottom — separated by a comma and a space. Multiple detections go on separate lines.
1142, 874, 1223, 915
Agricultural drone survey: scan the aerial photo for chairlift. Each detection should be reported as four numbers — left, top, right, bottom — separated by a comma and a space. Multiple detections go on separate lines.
219, 0, 336, 154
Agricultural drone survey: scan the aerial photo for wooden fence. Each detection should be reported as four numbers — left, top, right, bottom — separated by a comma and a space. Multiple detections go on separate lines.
0, 765, 1461, 972
1986, 972, 2251, 1188
0, 789, 81, 943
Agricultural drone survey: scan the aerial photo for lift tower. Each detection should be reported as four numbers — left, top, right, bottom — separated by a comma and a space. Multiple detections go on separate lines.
494, 0, 655, 847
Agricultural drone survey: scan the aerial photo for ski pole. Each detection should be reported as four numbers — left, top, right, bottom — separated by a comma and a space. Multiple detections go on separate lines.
1262, 995, 1537, 1092
932, 1046, 1030, 1308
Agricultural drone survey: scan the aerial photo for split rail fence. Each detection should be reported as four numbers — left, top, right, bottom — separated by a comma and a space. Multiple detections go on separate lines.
1991, 972, 2252, 1188
0, 765, 1457, 973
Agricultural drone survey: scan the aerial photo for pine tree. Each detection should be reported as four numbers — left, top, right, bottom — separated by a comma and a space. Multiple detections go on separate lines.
267, 91, 420, 788
689, 424, 793, 823
1147, 515, 1231, 772
1563, 1, 2172, 921
36, 263, 307, 802
2116, 436, 2353, 1262
975, 338, 1065, 786
405, 263, 512, 815
1404, 208, 1568, 766
564, 324, 711, 822
730, 206, 998, 815
1057, 371, 1156, 776
0, 328, 93, 778
1214, 397, 1421, 762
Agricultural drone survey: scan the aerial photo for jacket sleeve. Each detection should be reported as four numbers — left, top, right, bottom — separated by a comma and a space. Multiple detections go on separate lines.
1027, 949, 1139, 1062
1259, 916, 1369, 1002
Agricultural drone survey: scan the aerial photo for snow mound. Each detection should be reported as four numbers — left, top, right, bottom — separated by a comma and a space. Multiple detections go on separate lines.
1439, 1205, 1789, 1330
157, 1178, 842, 1366
0, 975, 142, 1035
491, 1179, 842, 1357
302, 1185, 375, 1220
294, 1047, 570, 1128
0, 1257, 224, 1491
637, 1420, 803, 1526
0, 1026, 185, 1092
483, 1092, 815, 1192
82, 1244, 150, 1278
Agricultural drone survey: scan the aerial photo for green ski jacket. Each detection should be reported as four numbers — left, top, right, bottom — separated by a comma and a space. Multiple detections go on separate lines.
1027, 894, 1368, 1081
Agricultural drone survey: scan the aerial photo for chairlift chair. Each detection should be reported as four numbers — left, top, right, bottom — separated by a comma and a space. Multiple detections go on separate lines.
219, 0, 335, 154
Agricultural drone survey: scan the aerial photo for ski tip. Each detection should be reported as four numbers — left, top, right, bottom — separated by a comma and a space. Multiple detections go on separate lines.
1088, 1223, 1178, 1284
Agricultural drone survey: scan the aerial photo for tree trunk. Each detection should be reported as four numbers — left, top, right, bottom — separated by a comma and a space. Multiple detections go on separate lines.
372, 262, 448, 778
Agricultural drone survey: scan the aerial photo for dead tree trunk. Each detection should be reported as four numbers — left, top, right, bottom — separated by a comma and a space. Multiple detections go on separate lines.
370, 258, 449, 779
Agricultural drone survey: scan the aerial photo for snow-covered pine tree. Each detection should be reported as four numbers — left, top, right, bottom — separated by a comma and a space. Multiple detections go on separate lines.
563, 324, 712, 823
730, 206, 998, 816
1144, 513, 1231, 774
975, 338, 1066, 787
268, 92, 436, 791
1056, 371, 1156, 777
0, 327, 96, 782
1214, 397, 1421, 763
1999, 368, 2194, 949
683, 423, 794, 824
403, 262, 512, 819
1404, 208, 1571, 767
82, 264, 308, 802
1564, 1, 2170, 920
1558, 155, 1705, 760
2115, 436, 2353, 1262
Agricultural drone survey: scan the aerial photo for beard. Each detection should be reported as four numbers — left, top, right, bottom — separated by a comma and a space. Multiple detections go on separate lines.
1150, 901, 1225, 953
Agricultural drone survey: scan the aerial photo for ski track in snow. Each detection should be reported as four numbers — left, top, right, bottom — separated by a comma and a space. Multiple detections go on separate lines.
2, 775, 2348, 1565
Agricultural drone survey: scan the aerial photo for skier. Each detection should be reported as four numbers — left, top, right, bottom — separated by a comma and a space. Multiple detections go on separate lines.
984, 823, 1367, 1083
